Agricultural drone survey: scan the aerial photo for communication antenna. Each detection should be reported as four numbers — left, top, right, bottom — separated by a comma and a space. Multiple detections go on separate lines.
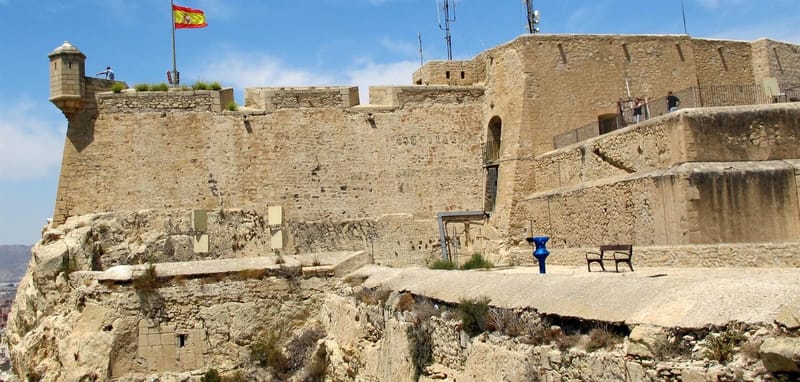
418, 32, 424, 66
437, 0, 456, 60
525, 0, 540, 34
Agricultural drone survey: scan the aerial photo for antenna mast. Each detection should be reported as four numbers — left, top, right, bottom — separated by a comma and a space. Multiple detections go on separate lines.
418, 32, 424, 66
525, 0, 540, 34
438, 0, 456, 60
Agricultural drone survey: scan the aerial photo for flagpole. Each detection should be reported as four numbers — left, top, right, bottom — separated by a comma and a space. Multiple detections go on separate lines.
171, 0, 178, 87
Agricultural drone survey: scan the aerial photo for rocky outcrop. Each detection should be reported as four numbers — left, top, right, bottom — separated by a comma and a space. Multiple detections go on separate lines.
6, 212, 800, 381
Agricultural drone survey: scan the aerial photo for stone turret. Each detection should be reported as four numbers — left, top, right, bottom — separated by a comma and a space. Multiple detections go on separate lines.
48, 41, 86, 118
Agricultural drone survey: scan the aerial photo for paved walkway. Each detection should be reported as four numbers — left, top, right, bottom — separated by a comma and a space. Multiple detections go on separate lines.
354, 265, 800, 328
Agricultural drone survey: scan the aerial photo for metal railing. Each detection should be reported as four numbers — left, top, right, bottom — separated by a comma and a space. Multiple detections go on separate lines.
558, 84, 799, 149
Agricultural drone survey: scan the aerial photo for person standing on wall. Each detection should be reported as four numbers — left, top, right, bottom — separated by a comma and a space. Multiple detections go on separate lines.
632, 98, 643, 123
96, 66, 115, 80
667, 91, 680, 112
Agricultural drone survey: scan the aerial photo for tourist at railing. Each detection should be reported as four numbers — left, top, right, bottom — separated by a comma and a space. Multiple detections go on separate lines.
667, 91, 680, 112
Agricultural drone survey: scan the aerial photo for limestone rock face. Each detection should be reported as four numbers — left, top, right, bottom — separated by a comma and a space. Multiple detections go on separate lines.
776, 299, 800, 330
7, 211, 800, 381
760, 337, 800, 373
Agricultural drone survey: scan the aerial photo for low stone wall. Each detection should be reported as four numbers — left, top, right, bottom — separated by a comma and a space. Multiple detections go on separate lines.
244, 86, 359, 111
504, 242, 800, 269
96, 88, 234, 113
522, 161, 800, 247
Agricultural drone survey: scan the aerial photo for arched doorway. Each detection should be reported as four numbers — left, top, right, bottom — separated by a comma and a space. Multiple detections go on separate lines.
484, 116, 502, 213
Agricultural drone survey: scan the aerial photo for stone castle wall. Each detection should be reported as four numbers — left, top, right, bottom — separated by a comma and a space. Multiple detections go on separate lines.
98, 88, 233, 113
48, 35, 800, 264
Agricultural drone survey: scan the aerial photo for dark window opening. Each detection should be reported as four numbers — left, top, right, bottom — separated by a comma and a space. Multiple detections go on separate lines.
460, 71, 465, 79
598, 113, 619, 135
177, 334, 188, 348
445, 71, 451, 79
485, 165, 499, 213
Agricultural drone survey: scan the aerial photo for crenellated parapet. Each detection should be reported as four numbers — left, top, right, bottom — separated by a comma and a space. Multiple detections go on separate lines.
412, 59, 485, 86
97, 88, 234, 113
368, 85, 485, 106
244, 86, 359, 111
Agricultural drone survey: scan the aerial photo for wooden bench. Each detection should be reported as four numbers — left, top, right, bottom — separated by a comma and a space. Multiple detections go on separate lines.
586, 244, 634, 272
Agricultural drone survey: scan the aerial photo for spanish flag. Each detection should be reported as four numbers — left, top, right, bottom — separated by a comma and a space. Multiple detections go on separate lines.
173, 4, 207, 29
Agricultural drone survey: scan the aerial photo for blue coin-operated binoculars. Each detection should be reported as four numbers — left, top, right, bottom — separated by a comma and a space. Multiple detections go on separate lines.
525, 236, 550, 274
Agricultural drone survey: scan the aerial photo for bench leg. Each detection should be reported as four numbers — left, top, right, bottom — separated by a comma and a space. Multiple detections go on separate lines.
587, 261, 605, 272
615, 261, 634, 272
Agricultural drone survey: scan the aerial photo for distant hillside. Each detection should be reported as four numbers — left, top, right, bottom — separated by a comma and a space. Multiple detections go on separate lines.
0, 245, 32, 282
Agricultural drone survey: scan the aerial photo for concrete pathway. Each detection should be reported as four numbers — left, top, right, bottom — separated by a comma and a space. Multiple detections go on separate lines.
355, 265, 800, 328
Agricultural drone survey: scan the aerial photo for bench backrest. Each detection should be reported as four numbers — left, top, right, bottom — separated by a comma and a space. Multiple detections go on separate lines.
599, 244, 632, 254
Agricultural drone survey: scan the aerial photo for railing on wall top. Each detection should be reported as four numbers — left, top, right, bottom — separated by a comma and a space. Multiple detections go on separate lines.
557, 84, 798, 149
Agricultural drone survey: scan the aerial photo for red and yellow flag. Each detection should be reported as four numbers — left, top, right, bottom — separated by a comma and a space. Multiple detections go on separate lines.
173, 4, 207, 29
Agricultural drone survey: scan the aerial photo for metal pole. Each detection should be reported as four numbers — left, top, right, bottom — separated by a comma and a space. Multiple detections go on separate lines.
680, 0, 688, 35
444, 0, 452, 60
171, 0, 178, 87
418, 32, 424, 66
526, 0, 534, 34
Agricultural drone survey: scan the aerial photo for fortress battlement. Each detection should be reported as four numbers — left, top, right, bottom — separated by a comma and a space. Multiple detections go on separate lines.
97, 88, 234, 113
244, 86, 359, 111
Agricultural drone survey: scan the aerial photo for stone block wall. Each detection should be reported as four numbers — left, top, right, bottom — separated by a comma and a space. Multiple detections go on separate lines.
97, 88, 233, 113
523, 160, 800, 248
137, 321, 208, 372
530, 103, 800, 194
691, 39, 757, 87
244, 87, 359, 111
757, 39, 800, 91
368, 85, 484, 107
412, 60, 485, 86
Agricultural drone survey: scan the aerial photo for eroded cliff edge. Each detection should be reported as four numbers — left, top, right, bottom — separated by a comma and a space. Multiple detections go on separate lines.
6, 211, 800, 381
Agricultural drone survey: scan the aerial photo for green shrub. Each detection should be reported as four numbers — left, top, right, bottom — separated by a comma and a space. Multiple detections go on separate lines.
132, 263, 158, 291
60, 253, 76, 281
150, 83, 169, 91
355, 287, 391, 306
193, 81, 209, 90
701, 328, 746, 363
586, 327, 621, 352
111, 83, 125, 93
201, 369, 221, 382
250, 332, 289, 375
652, 334, 690, 360
409, 320, 433, 378
430, 259, 456, 270
226, 101, 238, 111
134, 83, 150, 91
305, 345, 329, 381
285, 326, 326, 372
210, 81, 222, 90
461, 253, 493, 270
458, 296, 491, 337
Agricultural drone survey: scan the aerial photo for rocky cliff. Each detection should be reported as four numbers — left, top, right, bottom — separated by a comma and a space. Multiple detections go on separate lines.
5, 211, 799, 381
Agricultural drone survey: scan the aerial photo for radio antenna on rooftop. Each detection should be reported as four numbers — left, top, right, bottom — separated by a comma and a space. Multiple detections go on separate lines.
525, 0, 540, 34
437, 0, 456, 60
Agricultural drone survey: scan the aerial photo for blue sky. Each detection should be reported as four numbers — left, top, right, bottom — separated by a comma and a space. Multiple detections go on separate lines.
1, 0, 798, 245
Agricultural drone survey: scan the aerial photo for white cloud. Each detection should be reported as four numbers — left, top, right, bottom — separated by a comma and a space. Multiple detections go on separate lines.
379, 37, 419, 57
192, 50, 420, 106
346, 59, 420, 103
194, 51, 336, 91
0, 100, 64, 181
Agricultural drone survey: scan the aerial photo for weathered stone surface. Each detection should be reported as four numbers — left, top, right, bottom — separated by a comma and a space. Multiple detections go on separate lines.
626, 325, 665, 359
776, 299, 800, 329
760, 337, 800, 373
